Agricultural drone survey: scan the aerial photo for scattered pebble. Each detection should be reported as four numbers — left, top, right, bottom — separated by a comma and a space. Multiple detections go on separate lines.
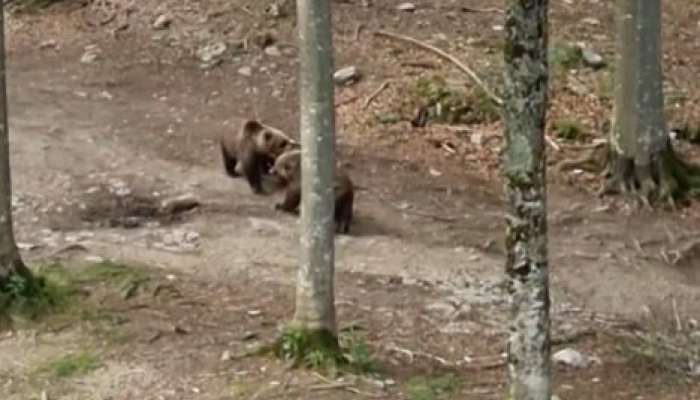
553, 348, 589, 368
333, 66, 360, 85
238, 66, 253, 77
152, 14, 172, 30
397, 2, 416, 12
581, 47, 606, 69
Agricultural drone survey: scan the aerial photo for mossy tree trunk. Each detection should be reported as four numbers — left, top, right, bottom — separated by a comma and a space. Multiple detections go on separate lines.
604, 0, 698, 205
292, 0, 339, 346
502, 1, 551, 400
0, 0, 31, 290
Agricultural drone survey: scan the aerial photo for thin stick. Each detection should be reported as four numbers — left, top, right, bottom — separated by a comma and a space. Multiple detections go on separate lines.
373, 30, 503, 106
363, 80, 390, 109
461, 6, 504, 14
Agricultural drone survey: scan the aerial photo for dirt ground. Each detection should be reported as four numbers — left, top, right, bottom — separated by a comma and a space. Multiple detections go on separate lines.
1, 0, 700, 399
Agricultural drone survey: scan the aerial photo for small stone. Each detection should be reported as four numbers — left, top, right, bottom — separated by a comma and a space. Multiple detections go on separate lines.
470, 132, 484, 146
553, 348, 588, 368
160, 193, 200, 214
581, 48, 605, 69
221, 350, 232, 361
238, 66, 253, 76
152, 14, 172, 30
397, 2, 416, 12
196, 42, 227, 63
247, 310, 262, 317
80, 50, 100, 64
264, 45, 282, 57
85, 255, 105, 263
581, 17, 600, 26
39, 39, 58, 49
333, 66, 360, 85
17, 242, 40, 251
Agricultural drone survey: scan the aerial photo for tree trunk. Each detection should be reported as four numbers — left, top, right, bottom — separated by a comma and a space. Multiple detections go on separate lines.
0, 0, 31, 288
292, 0, 338, 342
502, 1, 551, 400
604, 0, 696, 205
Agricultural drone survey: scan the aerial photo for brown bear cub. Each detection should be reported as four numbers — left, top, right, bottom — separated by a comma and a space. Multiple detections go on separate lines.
271, 149, 354, 234
219, 119, 297, 194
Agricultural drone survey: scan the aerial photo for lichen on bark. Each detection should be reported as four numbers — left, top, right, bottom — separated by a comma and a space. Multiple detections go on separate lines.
291, 0, 339, 352
502, 0, 552, 399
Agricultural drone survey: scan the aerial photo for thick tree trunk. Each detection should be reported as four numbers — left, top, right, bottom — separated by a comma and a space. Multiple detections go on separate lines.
292, 0, 338, 340
604, 0, 692, 205
502, 1, 551, 400
0, 1, 30, 288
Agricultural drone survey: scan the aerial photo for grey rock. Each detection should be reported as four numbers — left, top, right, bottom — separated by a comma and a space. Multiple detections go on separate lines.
333, 66, 361, 85
196, 42, 227, 63
397, 2, 416, 12
553, 348, 588, 368
581, 48, 605, 69
470, 132, 484, 146
152, 14, 172, 30
264, 45, 282, 57
160, 193, 200, 214
238, 66, 253, 77
80, 49, 100, 64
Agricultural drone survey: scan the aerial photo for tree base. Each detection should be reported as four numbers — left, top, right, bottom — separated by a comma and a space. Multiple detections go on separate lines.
600, 142, 700, 207
272, 325, 345, 370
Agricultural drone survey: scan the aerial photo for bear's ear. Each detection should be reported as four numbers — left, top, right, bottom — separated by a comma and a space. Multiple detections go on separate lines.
244, 120, 264, 133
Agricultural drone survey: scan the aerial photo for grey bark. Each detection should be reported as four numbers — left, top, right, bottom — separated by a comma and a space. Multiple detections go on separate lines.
611, 0, 667, 162
605, 0, 677, 201
292, 0, 337, 333
502, 1, 551, 400
0, 1, 28, 285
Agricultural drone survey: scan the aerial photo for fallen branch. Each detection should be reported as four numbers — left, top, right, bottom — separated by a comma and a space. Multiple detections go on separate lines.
385, 343, 453, 367
363, 80, 391, 109
312, 372, 382, 398
373, 30, 503, 106
461, 6, 504, 14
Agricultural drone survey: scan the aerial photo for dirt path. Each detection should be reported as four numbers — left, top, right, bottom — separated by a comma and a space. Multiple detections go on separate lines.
1, 1, 699, 399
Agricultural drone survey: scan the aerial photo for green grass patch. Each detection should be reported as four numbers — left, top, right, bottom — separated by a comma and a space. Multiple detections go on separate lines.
552, 118, 587, 141
412, 75, 500, 125
1, 260, 150, 327
549, 43, 583, 70
0, 267, 74, 321
340, 331, 381, 374
271, 325, 382, 375
405, 373, 459, 400
40, 351, 101, 379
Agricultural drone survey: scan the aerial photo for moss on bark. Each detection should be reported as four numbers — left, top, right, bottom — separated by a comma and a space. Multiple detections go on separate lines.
601, 140, 700, 207
272, 325, 344, 370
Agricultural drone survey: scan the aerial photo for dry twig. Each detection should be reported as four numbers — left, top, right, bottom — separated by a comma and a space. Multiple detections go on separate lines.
363, 80, 391, 109
373, 30, 503, 106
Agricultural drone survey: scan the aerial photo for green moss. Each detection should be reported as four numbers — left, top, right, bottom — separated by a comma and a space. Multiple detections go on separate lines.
552, 118, 587, 141
549, 43, 583, 70
405, 373, 459, 400
0, 265, 75, 321
413, 76, 500, 125
273, 325, 344, 370
340, 332, 381, 374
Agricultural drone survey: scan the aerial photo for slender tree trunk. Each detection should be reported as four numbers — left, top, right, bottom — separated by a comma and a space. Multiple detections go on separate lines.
292, 0, 338, 340
502, 1, 551, 400
604, 0, 695, 204
0, 1, 30, 287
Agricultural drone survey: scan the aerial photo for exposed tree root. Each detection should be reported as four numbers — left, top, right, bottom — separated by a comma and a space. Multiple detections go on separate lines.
600, 141, 700, 207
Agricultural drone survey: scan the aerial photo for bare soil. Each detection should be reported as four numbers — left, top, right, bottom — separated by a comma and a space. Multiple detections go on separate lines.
1, 0, 699, 399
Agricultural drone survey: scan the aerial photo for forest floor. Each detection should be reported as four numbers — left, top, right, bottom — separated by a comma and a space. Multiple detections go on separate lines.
1, 0, 700, 399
